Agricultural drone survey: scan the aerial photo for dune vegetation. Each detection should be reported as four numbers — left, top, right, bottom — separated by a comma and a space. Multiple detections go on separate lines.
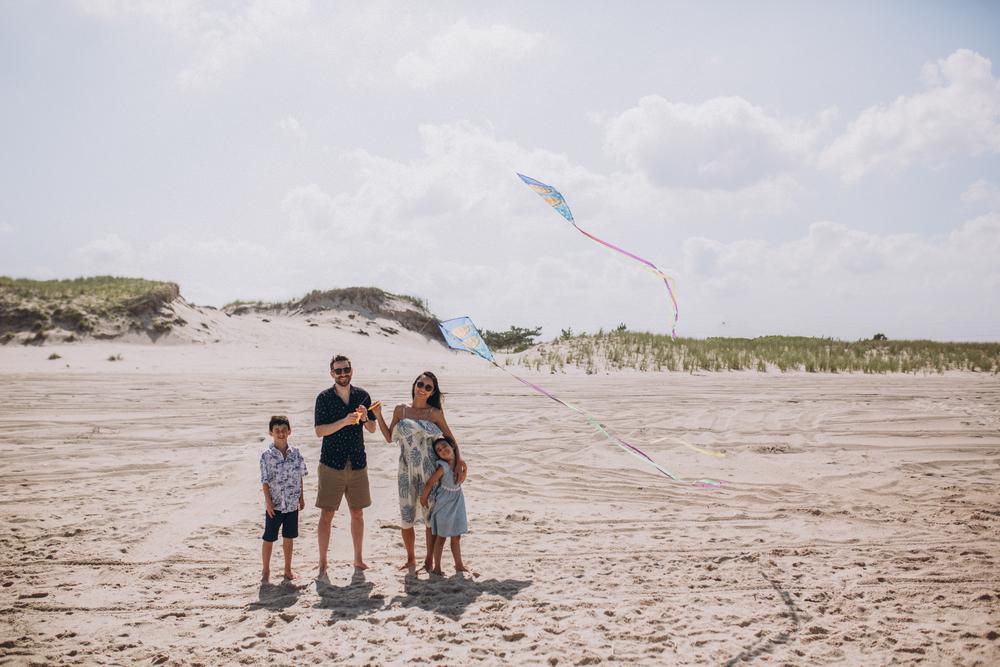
515, 329, 1000, 374
0, 276, 182, 343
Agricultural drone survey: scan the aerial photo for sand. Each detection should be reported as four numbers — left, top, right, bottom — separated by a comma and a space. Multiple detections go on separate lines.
1, 314, 998, 665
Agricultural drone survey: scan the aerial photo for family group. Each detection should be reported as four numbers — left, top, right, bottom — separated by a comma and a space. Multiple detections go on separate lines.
258, 354, 469, 581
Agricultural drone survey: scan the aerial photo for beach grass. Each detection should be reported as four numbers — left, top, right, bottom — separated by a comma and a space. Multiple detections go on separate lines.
518, 330, 1000, 374
0, 276, 180, 338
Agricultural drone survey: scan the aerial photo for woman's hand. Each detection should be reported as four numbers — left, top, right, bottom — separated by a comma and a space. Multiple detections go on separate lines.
419, 494, 429, 508
456, 459, 468, 485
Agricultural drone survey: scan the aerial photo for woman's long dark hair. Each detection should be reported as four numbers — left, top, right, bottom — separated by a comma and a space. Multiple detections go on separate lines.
411, 371, 443, 409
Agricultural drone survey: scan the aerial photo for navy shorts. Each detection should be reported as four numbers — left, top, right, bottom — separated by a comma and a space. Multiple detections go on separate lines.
262, 509, 299, 542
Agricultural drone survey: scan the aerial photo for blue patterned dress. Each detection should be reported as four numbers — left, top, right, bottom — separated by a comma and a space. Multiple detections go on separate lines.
429, 460, 467, 538
393, 418, 441, 528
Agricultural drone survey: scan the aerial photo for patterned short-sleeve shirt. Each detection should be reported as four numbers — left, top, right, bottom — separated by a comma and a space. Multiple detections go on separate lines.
259, 444, 308, 513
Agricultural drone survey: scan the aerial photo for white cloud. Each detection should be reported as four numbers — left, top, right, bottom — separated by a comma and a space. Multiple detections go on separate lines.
681, 214, 1000, 339
961, 179, 1000, 209
76, 233, 136, 267
77, 0, 311, 88
601, 95, 834, 189
395, 19, 543, 89
0, 223, 13, 234
820, 49, 1000, 182
278, 115, 305, 138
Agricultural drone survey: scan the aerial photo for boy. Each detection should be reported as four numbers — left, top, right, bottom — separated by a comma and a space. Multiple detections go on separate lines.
259, 415, 307, 581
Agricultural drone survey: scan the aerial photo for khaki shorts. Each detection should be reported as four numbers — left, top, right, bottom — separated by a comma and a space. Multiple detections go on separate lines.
316, 462, 371, 511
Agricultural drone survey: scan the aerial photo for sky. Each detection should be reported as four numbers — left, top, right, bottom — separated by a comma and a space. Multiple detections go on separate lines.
1, 1, 999, 341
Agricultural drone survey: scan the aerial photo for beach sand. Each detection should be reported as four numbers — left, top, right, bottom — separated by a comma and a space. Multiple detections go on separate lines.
1, 315, 998, 665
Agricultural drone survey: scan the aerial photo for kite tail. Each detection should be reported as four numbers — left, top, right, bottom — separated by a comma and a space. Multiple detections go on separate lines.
572, 222, 679, 338
490, 361, 682, 481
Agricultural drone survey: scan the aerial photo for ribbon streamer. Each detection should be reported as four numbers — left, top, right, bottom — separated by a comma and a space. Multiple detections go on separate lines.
517, 173, 680, 338
439, 316, 721, 487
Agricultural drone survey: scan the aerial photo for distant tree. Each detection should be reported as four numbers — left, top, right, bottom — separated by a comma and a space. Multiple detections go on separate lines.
615, 322, 628, 333
873, 333, 888, 341
559, 327, 574, 341
482, 325, 543, 353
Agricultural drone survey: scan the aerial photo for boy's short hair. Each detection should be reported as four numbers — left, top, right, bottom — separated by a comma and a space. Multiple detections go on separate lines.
330, 354, 351, 370
269, 415, 291, 431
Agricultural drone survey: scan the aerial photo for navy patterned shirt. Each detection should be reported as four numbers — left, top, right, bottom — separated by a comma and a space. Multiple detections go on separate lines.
314, 385, 375, 470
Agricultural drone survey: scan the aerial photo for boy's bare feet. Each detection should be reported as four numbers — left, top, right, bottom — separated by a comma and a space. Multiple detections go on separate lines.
353, 561, 369, 570
398, 560, 416, 571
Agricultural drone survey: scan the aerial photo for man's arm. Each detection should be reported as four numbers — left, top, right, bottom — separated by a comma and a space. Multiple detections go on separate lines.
315, 415, 357, 437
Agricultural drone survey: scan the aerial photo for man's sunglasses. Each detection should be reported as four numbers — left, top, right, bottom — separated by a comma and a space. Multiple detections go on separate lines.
332, 367, 352, 375
415, 381, 435, 391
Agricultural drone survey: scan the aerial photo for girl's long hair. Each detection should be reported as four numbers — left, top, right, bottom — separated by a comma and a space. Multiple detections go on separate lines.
411, 370, 443, 409
433, 435, 459, 463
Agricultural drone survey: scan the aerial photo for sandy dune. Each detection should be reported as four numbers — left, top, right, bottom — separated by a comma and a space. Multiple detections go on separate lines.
1, 315, 998, 665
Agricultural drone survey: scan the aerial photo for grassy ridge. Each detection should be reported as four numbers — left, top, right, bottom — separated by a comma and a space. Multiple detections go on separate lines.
0, 276, 181, 341
518, 331, 1000, 374
1, 276, 178, 304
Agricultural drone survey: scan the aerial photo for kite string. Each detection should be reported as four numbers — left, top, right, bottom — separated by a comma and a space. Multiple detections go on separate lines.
490, 360, 683, 481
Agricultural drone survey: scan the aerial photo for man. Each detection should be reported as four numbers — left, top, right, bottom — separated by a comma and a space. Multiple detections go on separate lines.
314, 354, 377, 576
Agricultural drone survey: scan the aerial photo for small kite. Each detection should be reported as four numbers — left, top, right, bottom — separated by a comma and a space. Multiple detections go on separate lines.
440, 316, 721, 486
517, 173, 680, 338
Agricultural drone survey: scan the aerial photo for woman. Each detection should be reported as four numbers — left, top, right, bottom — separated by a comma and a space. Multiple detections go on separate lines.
373, 371, 467, 571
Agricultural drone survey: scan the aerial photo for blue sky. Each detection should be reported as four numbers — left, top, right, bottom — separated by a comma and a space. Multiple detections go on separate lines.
2, 1, 999, 340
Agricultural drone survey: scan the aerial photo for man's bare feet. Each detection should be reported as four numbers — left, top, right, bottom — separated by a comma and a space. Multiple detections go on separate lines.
353, 561, 369, 570
398, 560, 417, 571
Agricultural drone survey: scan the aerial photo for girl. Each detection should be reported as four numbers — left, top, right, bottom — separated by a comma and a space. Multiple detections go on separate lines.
420, 435, 469, 575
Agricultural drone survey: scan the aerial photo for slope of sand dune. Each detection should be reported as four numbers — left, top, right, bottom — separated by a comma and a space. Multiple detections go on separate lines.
1, 313, 998, 665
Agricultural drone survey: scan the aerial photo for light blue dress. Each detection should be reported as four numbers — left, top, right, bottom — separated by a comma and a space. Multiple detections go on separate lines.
393, 418, 441, 529
430, 460, 468, 538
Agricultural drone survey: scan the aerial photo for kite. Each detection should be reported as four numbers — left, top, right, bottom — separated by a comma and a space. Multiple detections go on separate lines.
440, 316, 722, 486
517, 173, 680, 338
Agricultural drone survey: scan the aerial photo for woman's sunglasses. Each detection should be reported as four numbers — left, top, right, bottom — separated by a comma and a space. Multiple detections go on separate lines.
415, 381, 435, 391
332, 367, 352, 375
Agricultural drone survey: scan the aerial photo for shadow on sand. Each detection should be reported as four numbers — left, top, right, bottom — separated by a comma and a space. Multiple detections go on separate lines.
248, 579, 306, 611
389, 572, 532, 619
314, 570, 386, 622
723, 570, 802, 666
